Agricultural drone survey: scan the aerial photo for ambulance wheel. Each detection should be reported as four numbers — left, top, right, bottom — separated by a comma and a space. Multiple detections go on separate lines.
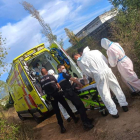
18, 113, 26, 121
33, 114, 42, 124
101, 109, 108, 116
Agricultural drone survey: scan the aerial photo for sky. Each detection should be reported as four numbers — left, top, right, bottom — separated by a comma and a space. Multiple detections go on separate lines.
0, 0, 112, 82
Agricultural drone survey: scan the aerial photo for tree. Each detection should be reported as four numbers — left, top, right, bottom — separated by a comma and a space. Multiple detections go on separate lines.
0, 33, 8, 77
109, 0, 140, 45
64, 28, 83, 46
58, 37, 64, 48
109, 0, 140, 11
108, 0, 140, 77
21, 1, 63, 46
0, 80, 9, 98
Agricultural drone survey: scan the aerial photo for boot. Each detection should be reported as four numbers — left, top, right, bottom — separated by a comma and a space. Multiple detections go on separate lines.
73, 117, 79, 123
67, 117, 71, 122
83, 122, 94, 130
112, 113, 119, 118
131, 92, 139, 96
74, 111, 79, 115
122, 106, 128, 112
60, 125, 66, 133
87, 118, 94, 124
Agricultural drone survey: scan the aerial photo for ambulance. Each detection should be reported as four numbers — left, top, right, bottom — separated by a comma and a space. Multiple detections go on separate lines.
7, 42, 82, 122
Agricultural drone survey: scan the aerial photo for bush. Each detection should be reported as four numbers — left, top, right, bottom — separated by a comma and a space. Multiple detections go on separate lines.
0, 118, 20, 140
3, 100, 13, 110
0, 95, 13, 110
109, 0, 140, 77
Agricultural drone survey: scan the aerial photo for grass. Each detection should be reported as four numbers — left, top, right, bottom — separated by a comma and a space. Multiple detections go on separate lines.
0, 110, 35, 140
0, 118, 20, 140
0, 96, 35, 140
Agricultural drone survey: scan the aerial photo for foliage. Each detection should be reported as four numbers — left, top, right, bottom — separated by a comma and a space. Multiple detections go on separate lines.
0, 33, 8, 77
0, 95, 13, 110
109, 0, 140, 11
0, 118, 20, 140
21, 1, 64, 47
108, 0, 140, 76
58, 37, 64, 48
64, 28, 83, 46
3, 100, 13, 110
0, 80, 9, 98
66, 36, 103, 57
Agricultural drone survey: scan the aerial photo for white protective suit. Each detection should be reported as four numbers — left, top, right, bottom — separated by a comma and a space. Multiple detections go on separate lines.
77, 46, 97, 82
79, 47, 128, 115
48, 69, 77, 120
101, 38, 140, 93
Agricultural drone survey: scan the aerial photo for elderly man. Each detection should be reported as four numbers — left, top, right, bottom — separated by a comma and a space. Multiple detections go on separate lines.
40, 68, 79, 133
75, 47, 128, 118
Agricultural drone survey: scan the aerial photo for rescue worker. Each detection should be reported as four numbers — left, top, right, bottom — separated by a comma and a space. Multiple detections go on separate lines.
57, 64, 94, 130
48, 69, 78, 122
101, 38, 140, 96
73, 52, 119, 105
40, 68, 79, 133
77, 47, 128, 118
72, 50, 93, 84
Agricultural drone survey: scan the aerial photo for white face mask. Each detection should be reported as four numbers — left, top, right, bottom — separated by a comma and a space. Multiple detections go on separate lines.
62, 69, 67, 73
77, 57, 81, 61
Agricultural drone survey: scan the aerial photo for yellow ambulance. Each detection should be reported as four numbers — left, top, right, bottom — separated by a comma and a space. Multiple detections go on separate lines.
7, 42, 82, 123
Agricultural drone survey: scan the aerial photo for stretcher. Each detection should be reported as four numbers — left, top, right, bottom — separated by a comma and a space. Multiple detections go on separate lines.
76, 82, 108, 116
42, 82, 109, 117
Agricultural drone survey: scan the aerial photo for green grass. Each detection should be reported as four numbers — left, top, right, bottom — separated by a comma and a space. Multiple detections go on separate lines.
0, 118, 20, 140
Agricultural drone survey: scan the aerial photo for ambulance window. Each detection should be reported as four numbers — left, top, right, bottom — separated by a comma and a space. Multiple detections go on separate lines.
21, 70, 33, 92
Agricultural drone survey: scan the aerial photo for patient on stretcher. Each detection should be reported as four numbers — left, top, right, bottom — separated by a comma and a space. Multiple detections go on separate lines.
72, 77, 96, 92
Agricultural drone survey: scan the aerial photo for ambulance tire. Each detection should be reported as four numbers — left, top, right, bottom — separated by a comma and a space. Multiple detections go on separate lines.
18, 113, 26, 121
101, 109, 108, 117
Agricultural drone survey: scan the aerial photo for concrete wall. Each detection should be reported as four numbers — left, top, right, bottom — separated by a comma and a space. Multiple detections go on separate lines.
76, 17, 103, 38
76, 10, 117, 39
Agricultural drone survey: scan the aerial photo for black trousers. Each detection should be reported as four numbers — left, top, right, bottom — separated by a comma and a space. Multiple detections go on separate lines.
50, 92, 76, 126
64, 89, 88, 123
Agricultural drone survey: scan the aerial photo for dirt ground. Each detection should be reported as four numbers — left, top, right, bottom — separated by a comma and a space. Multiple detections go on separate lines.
3, 93, 140, 140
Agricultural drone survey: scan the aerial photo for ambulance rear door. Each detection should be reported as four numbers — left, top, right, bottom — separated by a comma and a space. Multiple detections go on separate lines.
50, 41, 83, 78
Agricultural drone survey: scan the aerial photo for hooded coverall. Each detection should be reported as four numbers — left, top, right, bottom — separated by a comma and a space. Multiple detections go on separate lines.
79, 47, 128, 115
101, 38, 140, 93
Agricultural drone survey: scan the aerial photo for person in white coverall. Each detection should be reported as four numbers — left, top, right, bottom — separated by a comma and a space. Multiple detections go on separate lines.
101, 38, 140, 96
72, 50, 93, 84
48, 69, 78, 122
77, 46, 128, 118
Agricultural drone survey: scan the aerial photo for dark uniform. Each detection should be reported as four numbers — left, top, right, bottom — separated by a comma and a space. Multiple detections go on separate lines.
57, 72, 88, 123
40, 74, 77, 126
